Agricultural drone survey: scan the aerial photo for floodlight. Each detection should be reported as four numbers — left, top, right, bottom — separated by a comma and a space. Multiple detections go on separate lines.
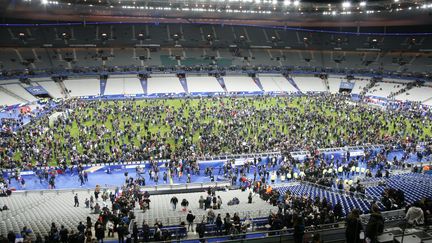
342, 1, 351, 8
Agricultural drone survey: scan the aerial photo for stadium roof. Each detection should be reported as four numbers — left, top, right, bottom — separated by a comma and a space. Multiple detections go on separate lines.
1, 0, 432, 27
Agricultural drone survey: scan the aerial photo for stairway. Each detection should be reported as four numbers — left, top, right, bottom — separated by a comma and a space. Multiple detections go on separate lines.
216, 77, 228, 92
100, 78, 107, 96
322, 77, 330, 92
360, 79, 378, 96
179, 78, 189, 93
139, 78, 148, 95
285, 76, 302, 93
57, 81, 70, 98
0, 85, 29, 103
388, 81, 415, 99
252, 77, 264, 92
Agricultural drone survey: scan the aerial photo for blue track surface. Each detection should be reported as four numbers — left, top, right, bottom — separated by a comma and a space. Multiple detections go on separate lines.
4, 148, 429, 191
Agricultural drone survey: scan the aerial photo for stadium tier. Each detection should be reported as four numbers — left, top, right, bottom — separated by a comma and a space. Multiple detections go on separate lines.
1, 2, 432, 243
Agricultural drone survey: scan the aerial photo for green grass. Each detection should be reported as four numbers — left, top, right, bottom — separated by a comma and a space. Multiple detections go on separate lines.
9, 96, 432, 166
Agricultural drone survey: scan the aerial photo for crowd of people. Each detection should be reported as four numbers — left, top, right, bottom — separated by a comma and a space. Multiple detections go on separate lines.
0, 92, 431, 242
1, 94, 431, 172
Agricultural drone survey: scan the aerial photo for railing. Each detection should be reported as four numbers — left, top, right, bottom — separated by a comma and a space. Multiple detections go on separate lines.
146, 222, 346, 243
9, 181, 232, 194
0, 141, 407, 171
139, 208, 276, 227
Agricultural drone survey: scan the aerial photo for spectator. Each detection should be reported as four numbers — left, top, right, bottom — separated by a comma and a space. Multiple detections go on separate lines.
217, 196, 222, 209
85, 228, 92, 243
7, 231, 15, 243
405, 202, 424, 227
117, 223, 126, 243
142, 220, 150, 242
186, 211, 196, 232
59, 225, 69, 243
199, 196, 205, 210
170, 196, 178, 211
224, 213, 232, 235
366, 205, 384, 243
345, 209, 363, 243
77, 222, 86, 234
154, 225, 162, 241
196, 221, 206, 243
216, 214, 223, 235
106, 220, 114, 237
293, 214, 305, 243
132, 222, 138, 243
74, 194, 79, 207
95, 224, 105, 243
207, 208, 216, 224
181, 198, 189, 212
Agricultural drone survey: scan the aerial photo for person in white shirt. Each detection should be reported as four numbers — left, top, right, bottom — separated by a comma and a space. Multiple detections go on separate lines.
405, 203, 424, 227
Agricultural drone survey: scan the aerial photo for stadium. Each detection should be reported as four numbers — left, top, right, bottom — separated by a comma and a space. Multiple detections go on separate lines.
1, 0, 432, 242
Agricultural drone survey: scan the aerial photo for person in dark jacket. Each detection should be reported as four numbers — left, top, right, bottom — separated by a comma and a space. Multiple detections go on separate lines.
293, 214, 305, 243
186, 211, 196, 232
60, 225, 69, 243
132, 222, 138, 243
216, 214, 223, 235
346, 209, 363, 243
196, 221, 206, 243
7, 231, 15, 243
142, 221, 150, 242
95, 224, 105, 243
117, 223, 126, 243
366, 205, 384, 243
334, 201, 343, 219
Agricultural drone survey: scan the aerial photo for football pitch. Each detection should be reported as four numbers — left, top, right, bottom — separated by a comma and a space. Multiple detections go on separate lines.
12, 96, 432, 165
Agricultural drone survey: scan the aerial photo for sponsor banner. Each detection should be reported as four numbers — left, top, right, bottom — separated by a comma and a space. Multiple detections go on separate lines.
339, 82, 355, 90
25, 86, 49, 95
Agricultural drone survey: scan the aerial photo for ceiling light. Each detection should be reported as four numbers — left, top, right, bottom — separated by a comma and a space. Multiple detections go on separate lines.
394, 0, 399, 2
293, 0, 299, 6
41, 0, 48, 4
283, 0, 291, 6
359, 1, 366, 7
